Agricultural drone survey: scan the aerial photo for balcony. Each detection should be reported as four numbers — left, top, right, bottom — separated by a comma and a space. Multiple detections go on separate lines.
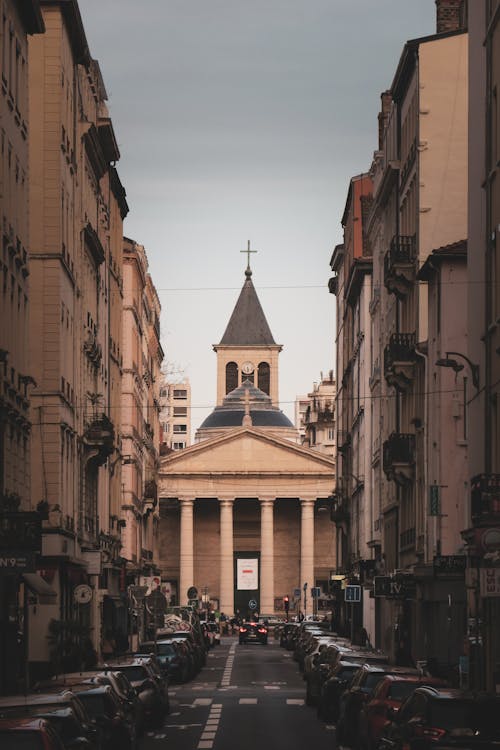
471, 474, 500, 524
384, 333, 417, 392
83, 414, 115, 465
383, 432, 415, 485
384, 235, 416, 299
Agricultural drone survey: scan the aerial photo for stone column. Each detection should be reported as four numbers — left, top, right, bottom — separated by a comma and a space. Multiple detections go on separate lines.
300, 497, 316, 610
219, 497, 235, 616
179, 497, 194, 605
259, 497, 275, 615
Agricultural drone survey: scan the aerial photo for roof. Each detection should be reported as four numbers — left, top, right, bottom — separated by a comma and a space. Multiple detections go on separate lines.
417, 239, 467, 280
199, 380, 294, 430
218, 269, 276, 346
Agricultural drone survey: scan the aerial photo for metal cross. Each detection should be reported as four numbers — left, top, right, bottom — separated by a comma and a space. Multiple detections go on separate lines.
240, 240, 257, 269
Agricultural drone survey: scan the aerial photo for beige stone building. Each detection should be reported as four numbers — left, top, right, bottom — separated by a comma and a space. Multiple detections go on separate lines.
0, 0, 44, 695
159, 266, 336, 617
299, 372, 336, 458
121, 237, 163, 588
27, 0, 129, 677
159, 377, 191, 452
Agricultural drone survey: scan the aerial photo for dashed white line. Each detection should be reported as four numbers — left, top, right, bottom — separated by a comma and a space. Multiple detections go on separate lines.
239, 698, 258, 704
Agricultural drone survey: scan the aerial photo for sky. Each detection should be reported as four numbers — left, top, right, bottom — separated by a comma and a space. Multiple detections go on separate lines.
78, 0, 436, 432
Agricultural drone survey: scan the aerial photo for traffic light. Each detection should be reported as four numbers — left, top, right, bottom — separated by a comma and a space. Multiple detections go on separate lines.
283, 595, 289, 616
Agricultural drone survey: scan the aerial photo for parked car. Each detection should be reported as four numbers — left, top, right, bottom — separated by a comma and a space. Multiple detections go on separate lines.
336, 664, 421, 748
317, 659, 364, 722
305, 643, 350, 706
206, 622, 221, 645
30, 707, 99, 750
106, 661, 168, 728
70, 685, 136, 750
359, 675, 449, 749
0, 717, 67, 750
379, 687, 500, 750
238, 621, 268, 645
138, 639, 190, 683
280, 623, 299, 649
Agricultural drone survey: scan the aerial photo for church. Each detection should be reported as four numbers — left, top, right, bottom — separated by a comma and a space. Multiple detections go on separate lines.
158, 258, 336, 617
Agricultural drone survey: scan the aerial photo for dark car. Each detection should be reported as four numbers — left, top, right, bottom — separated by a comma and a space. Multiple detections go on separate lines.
0, 717, 67, 750
107, 661, 168, 728
379, 687, 500, 750
138, 639, 190, 683
305, 643, 347, 706
317, 660, 364, 722
336, 664, 421, 747
71, 686, 136, 750
238, 621, 268, 645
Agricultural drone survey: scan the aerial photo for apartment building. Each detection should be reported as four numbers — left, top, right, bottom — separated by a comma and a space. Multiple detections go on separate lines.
298, 372, 336, 458
0, 0, 44, 695
121, 238, 163, 591
159, 378, 191, 452
27, 0, 129, 679
466, 0, 500, 692
333, 1, 469, 665
330, 174, 375, 642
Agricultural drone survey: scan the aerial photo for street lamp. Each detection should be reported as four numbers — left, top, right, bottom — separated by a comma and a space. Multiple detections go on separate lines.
436, 351, 479, 390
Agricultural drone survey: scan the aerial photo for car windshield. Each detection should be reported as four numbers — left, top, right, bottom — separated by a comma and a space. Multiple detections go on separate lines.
0, 731, 45, 750
116, 666, 149, 682
156, 644, 176, 656
429, 700, 476, 730
337, 667, 359, 681
386, 682, 422, 702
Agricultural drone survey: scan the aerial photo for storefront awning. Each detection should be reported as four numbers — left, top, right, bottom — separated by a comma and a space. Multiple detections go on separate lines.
23, 573, 57, 604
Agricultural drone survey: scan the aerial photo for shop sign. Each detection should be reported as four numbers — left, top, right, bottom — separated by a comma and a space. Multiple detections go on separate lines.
480, 568, 500, 597
433, 555, 466, 575
0, 552, 36, 572
374, 575, 416, 599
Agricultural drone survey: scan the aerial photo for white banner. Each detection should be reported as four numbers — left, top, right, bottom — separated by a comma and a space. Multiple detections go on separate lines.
237, 558, 258, 590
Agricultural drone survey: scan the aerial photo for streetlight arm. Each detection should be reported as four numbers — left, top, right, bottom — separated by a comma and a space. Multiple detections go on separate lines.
445, 352, 480, 390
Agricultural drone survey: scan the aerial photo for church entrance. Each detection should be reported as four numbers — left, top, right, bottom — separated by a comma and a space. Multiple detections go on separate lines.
234, 551, 260, 620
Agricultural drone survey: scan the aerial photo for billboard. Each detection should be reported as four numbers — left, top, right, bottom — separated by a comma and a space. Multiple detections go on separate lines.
237, 558, 258, 590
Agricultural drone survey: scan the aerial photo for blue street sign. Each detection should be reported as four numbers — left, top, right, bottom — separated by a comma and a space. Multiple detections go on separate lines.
344, 585, 361, 603
248, 599, 257, 610
293, 588, 301, 598
311, 587, 321, 598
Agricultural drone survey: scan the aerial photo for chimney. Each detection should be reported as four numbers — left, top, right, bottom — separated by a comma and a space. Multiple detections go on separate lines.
436, 0, 464, 34
378, 91, 392, 150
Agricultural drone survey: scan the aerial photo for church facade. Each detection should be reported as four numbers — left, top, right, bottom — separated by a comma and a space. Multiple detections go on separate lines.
158, 262, 336, 617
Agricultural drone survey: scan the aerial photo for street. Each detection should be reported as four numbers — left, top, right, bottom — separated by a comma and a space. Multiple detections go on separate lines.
140, 635, 337, 750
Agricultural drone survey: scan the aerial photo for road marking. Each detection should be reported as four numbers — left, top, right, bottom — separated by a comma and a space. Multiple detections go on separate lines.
286, 699, 304, 705
197, 743, 213, 749
193, 698, 213, 705
239, 698, 258, 704
264, 685, 280, 690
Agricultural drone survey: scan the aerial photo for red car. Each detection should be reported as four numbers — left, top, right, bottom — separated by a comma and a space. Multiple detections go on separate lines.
0, 717, 66, 750
359, 674, 448, 749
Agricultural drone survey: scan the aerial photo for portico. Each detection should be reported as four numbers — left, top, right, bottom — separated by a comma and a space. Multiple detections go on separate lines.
158, 427, 336, 615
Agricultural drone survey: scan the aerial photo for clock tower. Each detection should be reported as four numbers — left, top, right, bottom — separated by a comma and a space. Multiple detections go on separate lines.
213, 261, 282, 407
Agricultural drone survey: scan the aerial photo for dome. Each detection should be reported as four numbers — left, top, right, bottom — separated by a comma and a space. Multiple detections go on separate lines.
198, 380, 294, 430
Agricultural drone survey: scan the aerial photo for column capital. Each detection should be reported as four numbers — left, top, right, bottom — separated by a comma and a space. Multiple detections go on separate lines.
259, 497, 275, 507
219, 497, 235, 508
300, 496, 316, 506
178, 496, 194, 507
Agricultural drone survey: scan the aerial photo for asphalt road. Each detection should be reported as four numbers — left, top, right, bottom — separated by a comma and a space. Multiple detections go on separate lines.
139, 634, 338, 750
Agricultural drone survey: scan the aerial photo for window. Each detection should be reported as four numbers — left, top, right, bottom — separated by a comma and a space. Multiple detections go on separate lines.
258, 362, 270, 394
173, 424, 187, 434
173, 407, 187, 417
327, 428, 335, 441
173, 442, 185, 450
225, 362, 238, 394
173, 389, 187, 399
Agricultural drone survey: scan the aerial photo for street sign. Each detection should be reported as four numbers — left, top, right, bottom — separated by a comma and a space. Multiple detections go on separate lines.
187, 586, 198, 600
311, 587, 321, 598
293, 588, 301, 598
248, 599, 257, 610
344, 585, 361, 603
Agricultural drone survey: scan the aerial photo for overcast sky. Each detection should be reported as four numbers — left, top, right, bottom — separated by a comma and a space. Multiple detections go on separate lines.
78, 0, 436, 431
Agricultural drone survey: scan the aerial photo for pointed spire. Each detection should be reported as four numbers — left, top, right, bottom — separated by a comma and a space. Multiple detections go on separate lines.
218, 261, 276, 346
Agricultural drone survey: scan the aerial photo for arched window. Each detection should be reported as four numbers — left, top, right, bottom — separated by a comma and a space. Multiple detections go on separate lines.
226, 362, 238, 394
258, 361, 270, 395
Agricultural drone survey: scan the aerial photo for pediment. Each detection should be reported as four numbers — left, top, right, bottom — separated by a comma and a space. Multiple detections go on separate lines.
160, 427, 335, 476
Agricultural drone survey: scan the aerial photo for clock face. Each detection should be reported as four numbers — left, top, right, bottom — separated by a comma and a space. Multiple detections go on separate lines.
73, 584, 93, 604
241, 361, 254, 375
